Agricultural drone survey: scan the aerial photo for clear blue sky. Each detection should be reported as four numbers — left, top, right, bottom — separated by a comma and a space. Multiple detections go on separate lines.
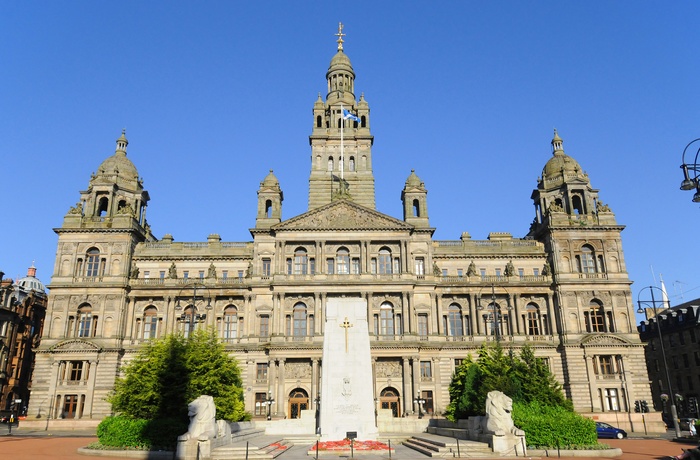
2, 1, 699, 318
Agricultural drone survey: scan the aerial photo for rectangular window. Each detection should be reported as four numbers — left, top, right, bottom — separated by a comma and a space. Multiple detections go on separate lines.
286, 258, 292, 275
310, 258, 316, 274
352, 258, 360, 274
680, 332, 686, 345
480, 268, 486, 278
604, 388, 619, 411
415, 258, 425, 275
238, 270, 244, 279
222, 270, 228, 280
256, 363, 268, 381
371, 258, 377, 274
69, 361, 83, 381
599, 355, 614, 375
159, 271, 165, 279
78, 313, 92, 338
457, 269, 463, 277
454, 358, 463, 369
199, 271, 204, 280
533, 268, 539, 276
378, 254, 392, 274
183, 271, 189, 279
441, 269, 448, 277
691, 329, 697, 343
495, 268, 502, 278
143, 271, 150, 278
143, 315, 158, 339
518, 268, 524, 278
327, 259, 335, 275
683, 354, 690, 368
262, 258, 271, 277
393, 258, 400, 274
254, 392, 267, 417
420, 361, 432, 379
418, 314, 428, 338
259, 315, 269, 337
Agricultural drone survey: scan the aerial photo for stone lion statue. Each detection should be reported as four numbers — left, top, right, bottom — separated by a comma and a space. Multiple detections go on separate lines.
482, 391, 525, 437
179, 395, 218, 441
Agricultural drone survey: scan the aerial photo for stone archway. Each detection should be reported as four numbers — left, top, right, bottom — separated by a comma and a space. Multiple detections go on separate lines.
379, 387, 401, 417
288, 388, 309, 419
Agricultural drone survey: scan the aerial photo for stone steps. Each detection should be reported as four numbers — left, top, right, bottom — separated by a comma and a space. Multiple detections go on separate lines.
212, 439, 293, 460
403, 434, 493, 458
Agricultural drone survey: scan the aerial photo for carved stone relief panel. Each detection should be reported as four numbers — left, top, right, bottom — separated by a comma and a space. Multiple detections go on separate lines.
372, 295, 402, 309
375, 360, 402, 378
286, 362, 311, 379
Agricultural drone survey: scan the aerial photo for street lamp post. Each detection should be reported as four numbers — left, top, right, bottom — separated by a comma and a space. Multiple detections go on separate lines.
477, 285, 512, 342
637, 286, 681, 438
679, 138, 700, 203
265, 391, 275, 420
175, 282, 212, 337
413, 393, 426, 419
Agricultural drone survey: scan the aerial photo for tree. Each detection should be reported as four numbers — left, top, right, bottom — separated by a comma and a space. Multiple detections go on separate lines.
445, 343, 572, 421
109, 329, 248, 421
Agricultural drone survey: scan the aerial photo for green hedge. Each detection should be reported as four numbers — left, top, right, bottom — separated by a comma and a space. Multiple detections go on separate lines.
97, 416, 188, 450
513, 401, 598, 448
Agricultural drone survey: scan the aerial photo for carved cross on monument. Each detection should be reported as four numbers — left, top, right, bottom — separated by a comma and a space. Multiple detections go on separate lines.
340, 316, 353, 353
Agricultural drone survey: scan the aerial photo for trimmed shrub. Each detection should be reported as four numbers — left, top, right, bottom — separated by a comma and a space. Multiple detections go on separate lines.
97, 416, 150, 449
96, 415, 188, 450
514, 401, 598, 448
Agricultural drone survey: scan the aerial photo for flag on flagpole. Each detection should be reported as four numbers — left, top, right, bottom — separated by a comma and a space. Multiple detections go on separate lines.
343, 109, 359, 122
660, 274, 670, 309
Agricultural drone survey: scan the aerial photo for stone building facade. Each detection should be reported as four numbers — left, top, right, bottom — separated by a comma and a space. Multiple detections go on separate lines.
0, 267, 47, 414
638, 297, 700, 421
28, 32, 660, 432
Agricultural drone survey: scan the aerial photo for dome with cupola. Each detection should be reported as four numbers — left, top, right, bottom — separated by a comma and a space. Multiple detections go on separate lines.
94, 130, 139, 184
15, 265, 46, 295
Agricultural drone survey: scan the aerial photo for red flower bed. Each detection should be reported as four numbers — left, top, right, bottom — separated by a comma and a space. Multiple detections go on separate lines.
269, 443, 288, 450
311, 439, 391, 451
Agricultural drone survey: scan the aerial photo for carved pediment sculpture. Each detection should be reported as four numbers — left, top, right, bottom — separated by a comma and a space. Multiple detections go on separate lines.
273, 200, 413, 232
50, 340, 101, 352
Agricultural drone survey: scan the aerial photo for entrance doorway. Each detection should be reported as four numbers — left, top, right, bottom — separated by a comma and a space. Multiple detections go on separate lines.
379, 387, 401, 417
288, 388, 309, 419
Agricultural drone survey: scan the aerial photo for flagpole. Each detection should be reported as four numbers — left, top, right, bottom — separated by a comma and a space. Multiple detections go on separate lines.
340, 105, 344, 182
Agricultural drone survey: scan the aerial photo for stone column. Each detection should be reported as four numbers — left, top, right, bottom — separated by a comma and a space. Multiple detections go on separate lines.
402, 292, 409, 335
311, 358, 319, 410
546, 293, 555, 335
402, 357, 411, 416
277, 358, 286, 417
512, 293, 521, 334
412, 356, 421, 413
84, 360, 98, 418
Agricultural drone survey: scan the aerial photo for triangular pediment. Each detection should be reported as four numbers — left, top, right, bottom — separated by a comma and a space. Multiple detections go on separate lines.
273, 200, 413, 232
581, 334, 631, 346
50, 339, 102, 352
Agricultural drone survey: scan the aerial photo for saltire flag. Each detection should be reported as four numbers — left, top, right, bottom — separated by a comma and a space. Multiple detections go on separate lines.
343, 109, 360, 122
331, 174, 350, 189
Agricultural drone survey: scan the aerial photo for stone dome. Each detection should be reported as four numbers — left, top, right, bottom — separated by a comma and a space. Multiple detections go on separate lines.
261, 169, 279, 187
542, 130, 583, 179
16, 266, 46, 294
96, 131, 139, 181
405, 169, 423, 187
328, 51, 354, 73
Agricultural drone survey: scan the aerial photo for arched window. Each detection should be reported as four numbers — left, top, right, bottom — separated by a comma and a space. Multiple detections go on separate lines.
85, 248, 101, 277
117, 199, 127, 212
447, 304, 464, 337
293, 303, 307, 338
336, 248, 349, 274
142, 306, 158, 339
316, 115, 322, 128
328, 157, 334, 171
349, 156, 355, 172
380, 302, 395, 336
96, 197, 109, 216
223, 306, 238, 341
587, 300, 606, 333
360, 115, 367, 128
77, 304, 95, 338
294, 248, 308, 275
572, 195, 584, 214
378, 248, 392, 274
578, 245, 597, 273
412, 199, 420, 217
525, 303, 541, 335
265, 200, 273, 218
181, 306, 199, 338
